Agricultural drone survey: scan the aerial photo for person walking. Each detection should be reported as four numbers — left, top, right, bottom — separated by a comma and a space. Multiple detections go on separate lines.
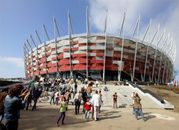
31, 87, 41, 111
74, 81, 78, 94
81, 87, 87, 113
74, 91, 82, 115
131, 92, 136, 114
57, 96, 67, 126
24, 88, 32, 110
113, 92, 118, 108
4, 84, 25, 130
133, 93, 145, 120
99, 90, 103, 113
95, 80, 99, 88
50, 90, 55, 105
91, 90, 101, 121
86, 82, 93, 98
84, 99, 91, 120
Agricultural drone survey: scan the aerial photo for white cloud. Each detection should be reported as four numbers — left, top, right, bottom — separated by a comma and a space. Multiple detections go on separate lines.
88, 0, 179, 69
0, 56, 24, 67
0, 56, 24, 78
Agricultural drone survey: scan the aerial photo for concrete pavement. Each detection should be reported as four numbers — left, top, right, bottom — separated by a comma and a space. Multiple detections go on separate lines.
18, 102, 179, 130
18, 84, 179, 130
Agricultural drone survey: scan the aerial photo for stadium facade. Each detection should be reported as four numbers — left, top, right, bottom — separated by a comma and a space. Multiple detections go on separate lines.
23, 12, 176, 84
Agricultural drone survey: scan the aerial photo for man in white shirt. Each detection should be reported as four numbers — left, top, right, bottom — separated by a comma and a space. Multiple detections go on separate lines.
74, 91, 82, 115
91, 90, 101, 121
95, 80, 99, 88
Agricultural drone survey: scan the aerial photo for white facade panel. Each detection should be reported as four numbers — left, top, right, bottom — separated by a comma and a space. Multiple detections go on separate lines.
64, 52, 70, 58
89, 53, 96, 56
96, 57, 104, 60
57, 40, 69, 47
79, 46, 87, 50
57, 47, 64, 53
52, 61, 57, 64
72, 60, 79, 64
47, 57, 51, 61
73, 50, 86, 54
78, 38, 87, 43
123, 55, 128, 59
51, 51, 56, 55
106, 51, 113, 57
114, 47, 122, 51
48, 43, 56, 48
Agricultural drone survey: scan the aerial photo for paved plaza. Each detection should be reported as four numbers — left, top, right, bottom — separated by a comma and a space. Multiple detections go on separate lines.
18, 84, 179, 130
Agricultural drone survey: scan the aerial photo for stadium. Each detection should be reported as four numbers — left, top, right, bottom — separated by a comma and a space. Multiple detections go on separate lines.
24, 13, 176, 84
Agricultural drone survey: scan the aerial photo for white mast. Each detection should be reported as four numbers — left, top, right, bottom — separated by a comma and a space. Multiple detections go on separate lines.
151, 30, 165, 82
53, 18, 60, 76
30, 35, 40, 75
131, 16, 140, 82
68, 11, 73, 78
118, 12, 126, 82
26, 39, 34, 77
86, 6, 90, 79
143, 23, 160, 82
103, 10, 108, 82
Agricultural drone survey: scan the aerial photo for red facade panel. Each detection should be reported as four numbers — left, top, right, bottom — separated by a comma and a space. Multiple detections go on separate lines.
73, 65, 86, 70
59, 66, 71, 72
72, 53, 86, 58
25, 35, 172, 83
58, 59, 70, 65
47, 62, 57, 68
48, 67, 58, 73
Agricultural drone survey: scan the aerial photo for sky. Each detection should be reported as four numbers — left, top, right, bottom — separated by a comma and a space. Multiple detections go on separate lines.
0, 0, 178, 78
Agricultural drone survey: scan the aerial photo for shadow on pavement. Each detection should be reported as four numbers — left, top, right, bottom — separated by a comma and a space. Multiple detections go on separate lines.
19, 106, 88, 130
144, 112, 156, 121
100, 110, 122, 120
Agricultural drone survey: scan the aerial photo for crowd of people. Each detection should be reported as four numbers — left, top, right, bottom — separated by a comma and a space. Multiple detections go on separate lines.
0, 81, 42, 130
0, 77, 146, 129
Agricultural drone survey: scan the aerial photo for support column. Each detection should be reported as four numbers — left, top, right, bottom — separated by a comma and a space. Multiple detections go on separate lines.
132, 16, 140, 82
143, 23, 159, 82
118, 12, 126, 82
30, 35, 40, 75
103, 11, 108, 82
151, 31, 165, 82
103, 32, 107, 82
157, 33, 169, 84
53, 18, 60, 76
23, 44, 28, 78
157, 54, 163, 83
86, 6, 90, 79
36, 30, 48, 76
26, 39, 34, 78
162, 59, 167, 84
68, 11, 73, 78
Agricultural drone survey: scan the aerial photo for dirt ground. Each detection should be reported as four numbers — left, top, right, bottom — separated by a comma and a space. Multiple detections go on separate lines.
142, 86, 179, 113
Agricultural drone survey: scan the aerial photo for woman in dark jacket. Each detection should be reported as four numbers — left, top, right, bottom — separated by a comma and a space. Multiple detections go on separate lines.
4, 84, 25, 130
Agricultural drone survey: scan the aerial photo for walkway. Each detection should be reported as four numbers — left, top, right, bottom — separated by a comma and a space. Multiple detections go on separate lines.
17, 84, 179, 130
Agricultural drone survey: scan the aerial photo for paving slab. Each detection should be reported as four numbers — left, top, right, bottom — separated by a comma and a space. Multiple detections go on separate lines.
19, 102, 179, 130
18, 84, 179, 130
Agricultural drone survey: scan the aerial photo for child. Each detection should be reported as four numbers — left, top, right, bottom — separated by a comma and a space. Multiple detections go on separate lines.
57, 96, 67, 126
84, 98, 91, 120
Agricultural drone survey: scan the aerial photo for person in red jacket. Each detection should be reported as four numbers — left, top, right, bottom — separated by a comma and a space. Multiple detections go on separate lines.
84, 98, 91, 120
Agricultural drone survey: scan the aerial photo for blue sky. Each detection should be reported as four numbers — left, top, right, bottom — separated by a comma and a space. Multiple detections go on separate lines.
0, 0, 89, 78
0, 0, 178, 78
